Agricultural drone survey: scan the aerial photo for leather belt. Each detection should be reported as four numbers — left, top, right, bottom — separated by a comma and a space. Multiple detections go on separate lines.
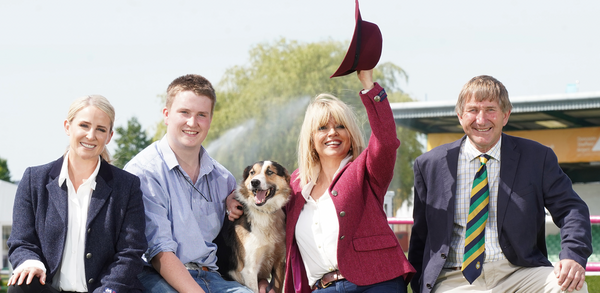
446, 266, 462, 270
184, 262, 210, 272
312, 270, 345, 290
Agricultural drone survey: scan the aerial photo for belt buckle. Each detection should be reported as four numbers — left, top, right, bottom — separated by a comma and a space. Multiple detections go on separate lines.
320, 279, 333, 289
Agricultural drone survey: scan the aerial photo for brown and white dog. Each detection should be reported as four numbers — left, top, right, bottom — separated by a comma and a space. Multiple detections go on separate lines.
217, 161, 291, 293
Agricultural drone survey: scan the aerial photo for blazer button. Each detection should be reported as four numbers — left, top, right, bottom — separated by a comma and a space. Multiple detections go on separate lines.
331, 190, 338, 197
441, 253, 446, 259
426, 283, 432, 289
374, 95, 381, 102
87, 228, 91, 233
88, 278, 94, 284
339, 211, 346, 217
86, 253, 92, 259
340, 235, 345, 240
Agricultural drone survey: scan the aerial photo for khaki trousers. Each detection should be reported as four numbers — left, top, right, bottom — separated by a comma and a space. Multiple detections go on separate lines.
432, 259, 588, 293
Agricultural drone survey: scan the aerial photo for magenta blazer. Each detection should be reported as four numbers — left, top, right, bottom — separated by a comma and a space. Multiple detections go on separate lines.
284, 84, 416, 293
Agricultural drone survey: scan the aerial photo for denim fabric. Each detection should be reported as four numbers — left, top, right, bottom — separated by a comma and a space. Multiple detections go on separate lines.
138, 267, 252, 293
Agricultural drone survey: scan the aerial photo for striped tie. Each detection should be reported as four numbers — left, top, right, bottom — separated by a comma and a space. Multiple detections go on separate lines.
462, 154, 491, 284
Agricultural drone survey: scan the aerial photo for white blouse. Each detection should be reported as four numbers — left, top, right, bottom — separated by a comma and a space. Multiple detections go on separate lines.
295, 156, 351, 286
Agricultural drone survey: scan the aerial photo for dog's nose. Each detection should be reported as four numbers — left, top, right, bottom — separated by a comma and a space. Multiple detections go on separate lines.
251, 179, 261, 187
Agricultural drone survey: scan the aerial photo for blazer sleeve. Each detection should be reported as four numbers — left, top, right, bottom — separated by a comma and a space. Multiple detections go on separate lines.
8, 167, 47, 269
541, 147, 592, 267
359, 83, 401, 200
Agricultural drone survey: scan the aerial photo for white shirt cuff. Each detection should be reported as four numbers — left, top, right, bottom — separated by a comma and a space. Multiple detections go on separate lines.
14, 259, 47, 273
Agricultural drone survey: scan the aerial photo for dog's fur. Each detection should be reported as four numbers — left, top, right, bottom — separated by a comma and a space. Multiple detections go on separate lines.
217, 161, 291, 293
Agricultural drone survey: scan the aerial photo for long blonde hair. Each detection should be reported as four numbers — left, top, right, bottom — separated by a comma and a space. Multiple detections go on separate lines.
66, 95, 115, 162
297, 94, 365, 186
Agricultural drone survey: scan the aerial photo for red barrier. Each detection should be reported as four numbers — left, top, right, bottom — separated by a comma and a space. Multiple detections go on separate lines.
587, 263, 600, 272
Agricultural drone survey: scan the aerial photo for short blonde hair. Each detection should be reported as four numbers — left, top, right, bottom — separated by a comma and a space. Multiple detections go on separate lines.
297, 94, 365, 186
66, 95, 115, 162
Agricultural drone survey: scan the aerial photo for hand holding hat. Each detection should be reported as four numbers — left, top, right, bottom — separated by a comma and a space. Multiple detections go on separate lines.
331, 0, 383, 78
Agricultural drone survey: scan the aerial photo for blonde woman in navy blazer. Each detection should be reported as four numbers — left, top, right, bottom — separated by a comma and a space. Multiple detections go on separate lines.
284, 70, 415, 293
7, 95, 147, 293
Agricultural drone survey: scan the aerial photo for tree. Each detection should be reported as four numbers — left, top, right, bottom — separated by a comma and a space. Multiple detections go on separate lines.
0, 157, 12, 182
113, 117, 152, 169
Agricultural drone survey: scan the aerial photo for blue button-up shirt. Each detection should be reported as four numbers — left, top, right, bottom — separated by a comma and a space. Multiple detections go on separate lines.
125, 137, 236, 270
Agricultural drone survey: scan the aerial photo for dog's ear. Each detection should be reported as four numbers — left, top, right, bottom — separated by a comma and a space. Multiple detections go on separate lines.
272, 161, 291, 184
242, 165, 253, 181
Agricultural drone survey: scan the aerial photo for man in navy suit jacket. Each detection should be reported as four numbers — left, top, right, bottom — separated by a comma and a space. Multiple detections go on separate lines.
408, 75, 592, 293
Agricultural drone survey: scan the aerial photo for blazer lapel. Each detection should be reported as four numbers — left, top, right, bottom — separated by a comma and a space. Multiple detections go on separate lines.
47, 157, 68, 226
443, 138, 463, 239
87, 161, 113, 227
47, 178, 69, 226
497, 134, 519, 234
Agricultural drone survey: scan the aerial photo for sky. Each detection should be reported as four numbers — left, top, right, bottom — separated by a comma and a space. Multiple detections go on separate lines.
1, 0, 599, 181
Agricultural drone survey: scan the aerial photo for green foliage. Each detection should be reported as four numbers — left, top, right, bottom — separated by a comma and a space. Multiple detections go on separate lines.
0, 157, 11, 183
113, 117, 152, 169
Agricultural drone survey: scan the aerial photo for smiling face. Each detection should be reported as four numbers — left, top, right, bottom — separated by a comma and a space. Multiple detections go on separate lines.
163, 90, 213, 154
312, 116, 351, 164
64, 105, 113, 163
458, 96, 510, 153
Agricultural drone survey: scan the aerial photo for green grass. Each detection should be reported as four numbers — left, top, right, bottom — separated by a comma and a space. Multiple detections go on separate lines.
587, 275, 600, 292
1, 275, 6, 293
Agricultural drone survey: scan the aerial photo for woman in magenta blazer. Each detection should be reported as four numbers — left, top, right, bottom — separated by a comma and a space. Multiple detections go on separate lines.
284, 70, 415, 293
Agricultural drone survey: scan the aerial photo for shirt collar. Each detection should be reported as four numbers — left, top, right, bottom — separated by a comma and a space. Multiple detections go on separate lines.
301, 155, 352, 200
58, 151, 102, 190
159, 135, 214, 177
464, 136, 502, 162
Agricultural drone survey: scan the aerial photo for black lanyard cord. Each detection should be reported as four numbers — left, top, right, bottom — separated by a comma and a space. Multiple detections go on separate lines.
175, 167, 212, 202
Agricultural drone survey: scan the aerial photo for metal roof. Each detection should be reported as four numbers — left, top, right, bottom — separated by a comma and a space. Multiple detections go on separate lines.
391, 91, 600, 134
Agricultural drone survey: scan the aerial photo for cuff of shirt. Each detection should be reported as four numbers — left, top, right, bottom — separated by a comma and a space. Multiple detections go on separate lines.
14, 259, 47, 273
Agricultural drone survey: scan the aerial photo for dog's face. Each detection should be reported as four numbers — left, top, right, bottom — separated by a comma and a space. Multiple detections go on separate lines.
237, 161, 291, 212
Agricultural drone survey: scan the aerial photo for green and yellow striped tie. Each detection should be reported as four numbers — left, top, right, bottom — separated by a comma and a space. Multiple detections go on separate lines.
462, 154, 491, 284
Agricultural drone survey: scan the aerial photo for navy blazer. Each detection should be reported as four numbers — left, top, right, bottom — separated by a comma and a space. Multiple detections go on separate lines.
8, 157, 147, 293
408, 134, 592, 293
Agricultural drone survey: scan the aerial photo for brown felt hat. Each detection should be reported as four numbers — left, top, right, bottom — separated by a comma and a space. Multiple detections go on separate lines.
330, 0, 383, 78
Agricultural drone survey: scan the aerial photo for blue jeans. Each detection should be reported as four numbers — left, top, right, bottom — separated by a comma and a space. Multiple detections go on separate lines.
138, 266, 252, 293
314, 276, 407, 293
